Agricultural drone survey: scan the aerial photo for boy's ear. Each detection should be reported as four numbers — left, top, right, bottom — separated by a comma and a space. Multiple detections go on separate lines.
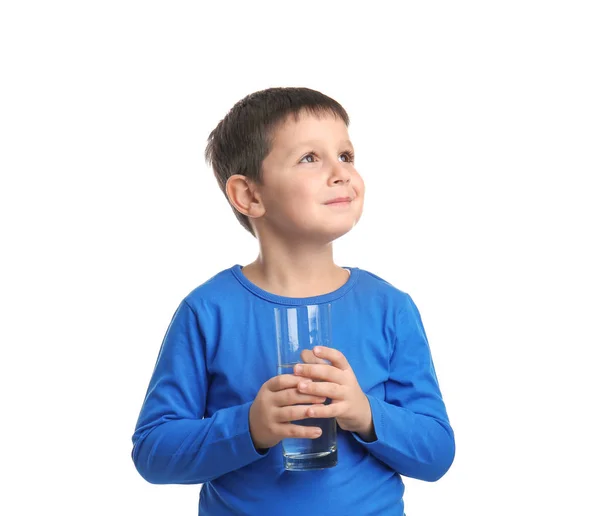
225, 175, 265, 218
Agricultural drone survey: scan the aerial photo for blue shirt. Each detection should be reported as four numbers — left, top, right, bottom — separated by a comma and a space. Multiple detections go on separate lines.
131, 265, 455, 515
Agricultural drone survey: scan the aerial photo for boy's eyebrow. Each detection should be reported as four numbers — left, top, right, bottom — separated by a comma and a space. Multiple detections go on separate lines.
286, 139, 354, 155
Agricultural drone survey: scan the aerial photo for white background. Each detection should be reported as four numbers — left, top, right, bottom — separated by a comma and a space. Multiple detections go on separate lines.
1, 1, 599, 515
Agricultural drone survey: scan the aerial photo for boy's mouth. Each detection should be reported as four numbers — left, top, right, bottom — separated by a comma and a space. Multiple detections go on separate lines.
324, 196, 353, 205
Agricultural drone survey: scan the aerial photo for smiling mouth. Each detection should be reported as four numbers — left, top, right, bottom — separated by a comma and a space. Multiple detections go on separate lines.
324, 197, 353, 205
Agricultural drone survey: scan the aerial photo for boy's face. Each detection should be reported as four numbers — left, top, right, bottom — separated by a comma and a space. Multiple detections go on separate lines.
255, 111, 364, 243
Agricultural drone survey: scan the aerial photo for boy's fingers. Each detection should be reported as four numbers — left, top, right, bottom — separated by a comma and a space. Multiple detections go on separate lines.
273, 387, 326, 407
294, 363, 345, 384
281, 422, 323, 439
297, 380, 341, 400
305, 403, 342, 419
300, 349, 329, 365
313, 346, 351, 370
268, 374, 311, 392
276, 404, 321, 424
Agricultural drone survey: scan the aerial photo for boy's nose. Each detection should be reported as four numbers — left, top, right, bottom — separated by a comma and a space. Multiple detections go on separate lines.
328, 163, 351, 185
333, 176, 350, 185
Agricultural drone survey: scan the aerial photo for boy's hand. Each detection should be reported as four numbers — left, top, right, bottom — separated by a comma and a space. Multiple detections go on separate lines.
249, 374, 327, 451
292, 346, 375, 440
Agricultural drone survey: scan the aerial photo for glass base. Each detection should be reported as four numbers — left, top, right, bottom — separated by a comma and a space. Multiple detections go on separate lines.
283, 448, 338, 471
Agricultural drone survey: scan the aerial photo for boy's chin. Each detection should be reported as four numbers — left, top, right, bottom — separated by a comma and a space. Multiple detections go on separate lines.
310, 221, 358, 244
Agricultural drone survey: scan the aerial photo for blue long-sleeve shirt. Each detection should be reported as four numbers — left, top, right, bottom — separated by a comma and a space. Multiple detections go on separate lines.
131, 265, 455, 515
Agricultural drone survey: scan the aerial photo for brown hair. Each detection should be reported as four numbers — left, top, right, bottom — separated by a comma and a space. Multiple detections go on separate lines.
204, 87, 350, 236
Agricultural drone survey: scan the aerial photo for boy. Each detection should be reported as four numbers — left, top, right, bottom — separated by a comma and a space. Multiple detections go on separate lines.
131, 87, 455, 515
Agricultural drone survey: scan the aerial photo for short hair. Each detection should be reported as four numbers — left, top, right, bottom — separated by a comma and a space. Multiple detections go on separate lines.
204, 87, 350, 236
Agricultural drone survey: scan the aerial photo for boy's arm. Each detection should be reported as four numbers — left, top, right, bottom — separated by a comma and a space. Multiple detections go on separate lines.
351, 294, 455, 482
131, 299, 269, 485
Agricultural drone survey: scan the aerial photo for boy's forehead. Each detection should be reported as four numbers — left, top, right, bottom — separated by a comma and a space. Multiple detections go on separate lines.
271, 112, 351, 151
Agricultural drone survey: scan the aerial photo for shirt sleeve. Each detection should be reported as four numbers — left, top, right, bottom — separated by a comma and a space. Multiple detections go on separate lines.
351, 293, 455, 482
131, 299, 270, 485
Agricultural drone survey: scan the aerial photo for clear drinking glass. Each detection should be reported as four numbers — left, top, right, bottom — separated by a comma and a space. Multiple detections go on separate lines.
274, 303, 338, 471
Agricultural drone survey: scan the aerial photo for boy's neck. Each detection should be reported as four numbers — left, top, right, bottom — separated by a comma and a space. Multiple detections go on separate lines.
241, 242, 349, 298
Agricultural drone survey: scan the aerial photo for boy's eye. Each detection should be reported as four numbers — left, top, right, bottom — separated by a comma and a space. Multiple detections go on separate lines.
299, 153, 316, 164
340, 151, 355, 163
299, 151, 355, 164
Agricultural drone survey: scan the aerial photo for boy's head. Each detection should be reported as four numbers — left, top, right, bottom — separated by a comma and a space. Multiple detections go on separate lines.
204, 87, 364, 243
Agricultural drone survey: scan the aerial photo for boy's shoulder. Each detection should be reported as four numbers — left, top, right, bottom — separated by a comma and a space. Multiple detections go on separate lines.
182, 265, 240, 306
355, 266, 425, 313
356, 267, 422, 316
355, 267, 410, 298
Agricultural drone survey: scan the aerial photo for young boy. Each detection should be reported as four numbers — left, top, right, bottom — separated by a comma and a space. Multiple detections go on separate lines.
131, 87, 455, 515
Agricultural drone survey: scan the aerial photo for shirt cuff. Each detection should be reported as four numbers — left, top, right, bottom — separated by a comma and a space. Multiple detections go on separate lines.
351, 394, 381, 445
